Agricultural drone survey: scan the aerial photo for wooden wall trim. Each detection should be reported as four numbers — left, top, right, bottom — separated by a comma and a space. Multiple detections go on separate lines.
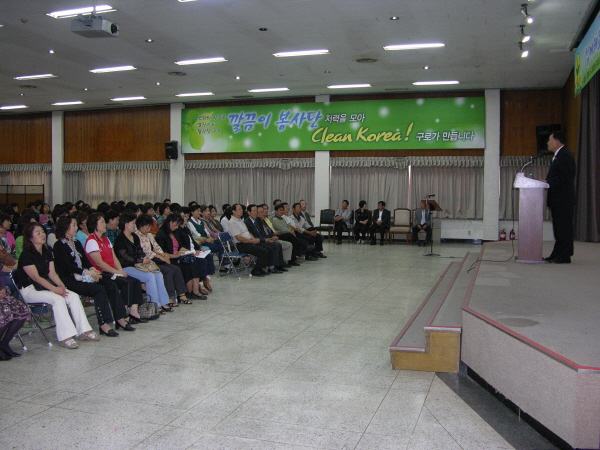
0, 113, 52, 164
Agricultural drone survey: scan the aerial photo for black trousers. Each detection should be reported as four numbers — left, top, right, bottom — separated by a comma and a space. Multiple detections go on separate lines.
258, 241, 284, 266
297, 232, 323, 252
104, 273, 144, 307
236, 242, 272, 270
155, 262, 187, 297
334, 221, 349, 240
278, 232, 308, 259
63, 277, 127, 326
353, 223, 369, 240
369, 223, 388, 242
549, 204, 575, 259
412, 225, 432, 243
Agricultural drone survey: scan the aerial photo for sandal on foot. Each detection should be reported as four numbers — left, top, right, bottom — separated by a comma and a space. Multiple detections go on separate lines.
79, 331, 100, 341
60, 338, 79, 349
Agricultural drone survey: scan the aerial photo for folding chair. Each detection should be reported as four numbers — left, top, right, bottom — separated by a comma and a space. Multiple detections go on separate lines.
217, 232, 253, 279
9, 272, 53, 347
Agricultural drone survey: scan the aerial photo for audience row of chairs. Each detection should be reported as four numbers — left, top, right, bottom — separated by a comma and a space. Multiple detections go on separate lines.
318, 208, 415, 244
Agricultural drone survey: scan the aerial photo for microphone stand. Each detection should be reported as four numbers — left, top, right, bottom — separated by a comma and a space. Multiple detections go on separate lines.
423, 194, 439, 257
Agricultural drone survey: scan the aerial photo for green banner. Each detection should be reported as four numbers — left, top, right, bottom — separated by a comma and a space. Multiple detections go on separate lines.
181, 97, 485, 153
574, 12, 600, 95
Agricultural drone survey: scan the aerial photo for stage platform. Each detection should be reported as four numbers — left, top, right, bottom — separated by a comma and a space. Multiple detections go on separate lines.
462, 240, 600, 450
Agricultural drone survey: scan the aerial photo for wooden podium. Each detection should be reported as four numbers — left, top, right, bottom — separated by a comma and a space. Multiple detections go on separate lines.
513, 173, 549, 263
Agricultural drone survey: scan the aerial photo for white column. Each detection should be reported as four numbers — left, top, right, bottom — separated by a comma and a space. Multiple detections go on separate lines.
314, 151, 330, 215
51, 111, 64, 205
169, 103, 185, 204
313, 95, 330, 216
483, 89, 501, 241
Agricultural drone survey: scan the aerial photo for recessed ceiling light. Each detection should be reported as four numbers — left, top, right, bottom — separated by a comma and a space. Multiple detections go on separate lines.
174, 57, 227, 65
47, 5, 116, 19
423, 66, 430, 70
178, 0, 197, 2
248, 87, 289, 93
0, 105, 28, 110
235, 76, 241, 80
324, 70, 331, 74
259, 28, 268, 31
13, 74, 56, 80
412, 80, 459, 85
155, 82, 161, 85
83, 88, 88, 91
52, 101, 84, 106
327, 84, 371, 89
110, 96, 146, 101
145, 39, 154, 43
273, 49, 330, 57
175, 92, 214, 97
384, 43, 445, 51
89, 65, 136, 73
390, 16, 399, 20
48, 49, 56, 54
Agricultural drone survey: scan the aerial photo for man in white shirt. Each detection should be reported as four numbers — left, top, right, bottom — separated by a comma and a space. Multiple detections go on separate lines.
228, 204, 272, 277
289, 202, 326, 258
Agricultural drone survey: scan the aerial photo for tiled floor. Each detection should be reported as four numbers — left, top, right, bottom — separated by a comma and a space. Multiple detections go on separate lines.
0, 242, 553, 449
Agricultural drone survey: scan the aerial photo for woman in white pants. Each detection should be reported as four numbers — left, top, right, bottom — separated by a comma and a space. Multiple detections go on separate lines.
16, 223, 99, 349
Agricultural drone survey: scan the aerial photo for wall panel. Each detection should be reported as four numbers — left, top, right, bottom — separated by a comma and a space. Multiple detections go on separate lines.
64, 105, 170, 163
501, 89, 563, 156
0, 113, 51, 164
563, 71, 580, 157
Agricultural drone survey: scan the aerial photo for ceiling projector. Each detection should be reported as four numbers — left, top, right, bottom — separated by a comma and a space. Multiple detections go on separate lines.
71, 15, 119, 37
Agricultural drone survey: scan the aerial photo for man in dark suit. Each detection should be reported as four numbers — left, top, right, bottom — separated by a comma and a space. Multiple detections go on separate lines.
543, 130, 576, 264
370, 201, 391, 246
244, 204, 285, 273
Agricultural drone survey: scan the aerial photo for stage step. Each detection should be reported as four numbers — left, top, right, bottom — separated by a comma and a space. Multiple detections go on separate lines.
389, 252, 477, 373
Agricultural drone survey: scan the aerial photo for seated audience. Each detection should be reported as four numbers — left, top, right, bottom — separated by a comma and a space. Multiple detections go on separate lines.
412, 200, 432, 246
333, 200, 353, 244
135, 214, 190, 307
244, 204, 286, 273
141, 203, 159, 234
17, 223, 99, 349
84, 212, 147, 324
370, 201, 391, 246
113, 212, 172, 313
270, 204, 312, 261
0, 276, 30, 360
155, 214, 211, 299
228, 203, 274, 277
104, 209, 121, 245
289, 203, 326, 258
256, 205, 295, 267
187, 205, 224, 260
208, 205, 223, 232
199, 205, 220, 239
354, 200, 371, 244
75, 212, 89, 247
38, 203, 52, 226
156, 203, 171, 227
53, 216, 134, 337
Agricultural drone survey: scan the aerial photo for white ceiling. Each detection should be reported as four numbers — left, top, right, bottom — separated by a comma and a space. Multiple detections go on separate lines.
0, 0, 596, 113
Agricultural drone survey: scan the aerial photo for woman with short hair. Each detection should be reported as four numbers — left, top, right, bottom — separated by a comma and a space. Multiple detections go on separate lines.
84, 212, 147, 324
17, 222, 99, 349
53, 215, 134, 337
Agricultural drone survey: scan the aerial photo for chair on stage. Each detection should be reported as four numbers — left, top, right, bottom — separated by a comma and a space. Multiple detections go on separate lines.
388, 208, 412, 244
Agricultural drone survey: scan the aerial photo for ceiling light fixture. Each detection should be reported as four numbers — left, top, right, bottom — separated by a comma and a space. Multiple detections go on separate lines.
175, 92, 214, 97
519, 25, 531, 43
520, 4, 534, 24
13, 74, 57, 80
412, 80, 460, 86
235, 76, 241, 80
327, 84, 371, 89
248, 87, 289, 93
384, 43, 445, 51
273, 49, 330, 57
423, 66, 430, 70
178, 0, 197, 2
47, 5, 116, 19
0, 105, 28, 110
110, 96, 146, 101
145, 39, 154, 43
519, 43, 529, 58
52, 101, 84, 106
90, 65, 136, 73
48, 49, 56, 54
390, 16, 399, 20
174, 57, 227, 65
